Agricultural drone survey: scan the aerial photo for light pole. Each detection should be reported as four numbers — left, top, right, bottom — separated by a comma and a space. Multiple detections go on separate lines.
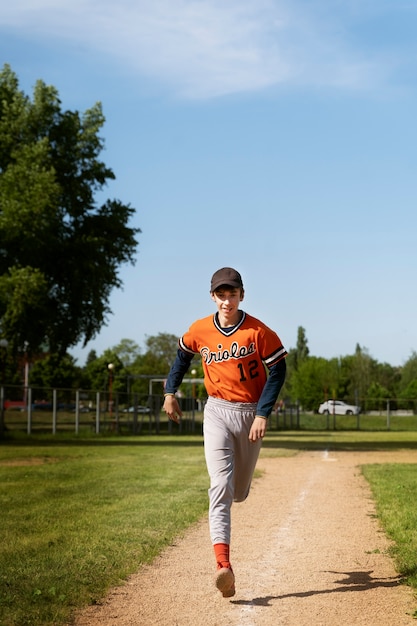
0, 338, 9, 437
108, 363, 114, 422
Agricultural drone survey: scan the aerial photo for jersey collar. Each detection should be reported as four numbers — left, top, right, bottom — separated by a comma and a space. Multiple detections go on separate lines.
213, 311, 246, 336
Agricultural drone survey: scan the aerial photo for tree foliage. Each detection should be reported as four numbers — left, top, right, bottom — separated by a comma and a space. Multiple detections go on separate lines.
398, 351, 417, 392
290, 356, 340, 410
121, 333, 181, 396
143, 333, 180, 370
83, 350, 127, 394
0, 64, 140, 358
29, 353, 84, 392
295, 326, 309, 367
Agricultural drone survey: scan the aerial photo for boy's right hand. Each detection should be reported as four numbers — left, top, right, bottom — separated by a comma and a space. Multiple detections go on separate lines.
163, 395, 182, 423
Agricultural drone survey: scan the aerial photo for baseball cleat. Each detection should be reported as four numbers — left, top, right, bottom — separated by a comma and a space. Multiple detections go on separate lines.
215, 567, 235, 598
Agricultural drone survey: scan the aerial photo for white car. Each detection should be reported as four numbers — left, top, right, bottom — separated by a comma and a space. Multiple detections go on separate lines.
318, 400, 360, 415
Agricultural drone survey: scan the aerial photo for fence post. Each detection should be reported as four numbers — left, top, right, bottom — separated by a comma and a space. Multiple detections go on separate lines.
95, 392, 100, 434
52, 388, 57, 434
75, 389, 80, 434
386, 399, 390, 430
0, 386, 4, 437
115, 392, 120, 433
27, 387, 32, 435
132, 393, 138, 434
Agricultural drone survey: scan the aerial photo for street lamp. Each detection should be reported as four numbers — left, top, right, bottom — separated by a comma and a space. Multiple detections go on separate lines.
108, 363, 114, 421
0, 338, 9, 437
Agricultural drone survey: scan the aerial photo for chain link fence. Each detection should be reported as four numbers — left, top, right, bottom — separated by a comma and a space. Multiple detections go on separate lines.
0, 384, 202, 436
1, 384, 417, 435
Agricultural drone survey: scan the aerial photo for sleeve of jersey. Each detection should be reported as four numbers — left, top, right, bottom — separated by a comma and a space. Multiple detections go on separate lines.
164, 348, 194, 394
256, 358, 287, 418
165, 348, 194, 393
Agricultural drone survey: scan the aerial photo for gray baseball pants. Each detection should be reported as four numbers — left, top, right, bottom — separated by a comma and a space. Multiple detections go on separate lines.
203, 396, 262, 545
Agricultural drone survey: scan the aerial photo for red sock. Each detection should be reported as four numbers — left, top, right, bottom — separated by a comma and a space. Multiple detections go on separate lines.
214, 543, 231, 570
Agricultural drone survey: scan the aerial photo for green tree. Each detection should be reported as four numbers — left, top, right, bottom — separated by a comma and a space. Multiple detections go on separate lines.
83, 350, 127, 395
398, 352, 417, 412
340, 344, 375, 406
127, 341, 176, 398
85, 350, 98, 367
366, 381, 390, 412
112, 338, 141, 368
295, 326, 309, 367
399, 351, 417, 393
291, 356, 340, 411
124, 333, 193, 397
0, 64, 139, 360
373, 361, 400, 395
144, 333, 180, 370
283, 326, 310, 401
399, 380, 417, 413
28, 353, 84, 395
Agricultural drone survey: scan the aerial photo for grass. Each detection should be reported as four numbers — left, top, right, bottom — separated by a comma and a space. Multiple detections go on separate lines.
0, 436, 209, 626
362, 463, 417, 589
1, 430, 417, 624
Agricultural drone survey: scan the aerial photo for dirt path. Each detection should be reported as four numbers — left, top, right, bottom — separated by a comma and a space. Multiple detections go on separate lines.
73, 450, 417, 625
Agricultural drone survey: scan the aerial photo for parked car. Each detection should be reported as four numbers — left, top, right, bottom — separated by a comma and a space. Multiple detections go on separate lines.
318, 400, 360, 415
3, 400, 26, 411
122, 405, 150, 414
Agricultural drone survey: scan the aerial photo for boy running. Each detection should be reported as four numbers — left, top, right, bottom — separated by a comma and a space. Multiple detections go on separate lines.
163, 267, 287, 598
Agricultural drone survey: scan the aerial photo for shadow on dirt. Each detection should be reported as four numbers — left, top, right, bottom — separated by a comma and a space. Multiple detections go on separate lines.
232, 570, 405, 607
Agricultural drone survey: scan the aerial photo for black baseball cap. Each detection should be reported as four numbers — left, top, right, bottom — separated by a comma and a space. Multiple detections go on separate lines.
210, 267, 243, 292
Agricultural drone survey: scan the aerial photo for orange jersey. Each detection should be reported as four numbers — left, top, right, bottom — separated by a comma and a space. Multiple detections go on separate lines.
179, 311, 287, 403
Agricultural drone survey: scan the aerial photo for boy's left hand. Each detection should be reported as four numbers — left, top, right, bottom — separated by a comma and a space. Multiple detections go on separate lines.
249, 416, 267, 442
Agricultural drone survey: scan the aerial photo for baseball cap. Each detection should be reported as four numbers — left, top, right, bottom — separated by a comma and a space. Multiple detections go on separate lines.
210, 267, 243, 292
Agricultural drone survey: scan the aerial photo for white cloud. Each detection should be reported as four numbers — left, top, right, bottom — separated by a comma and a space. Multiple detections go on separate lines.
1, 0, 392, 98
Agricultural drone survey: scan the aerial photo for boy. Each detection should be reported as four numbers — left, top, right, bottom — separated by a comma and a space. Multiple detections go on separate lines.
163, 267, 287, 598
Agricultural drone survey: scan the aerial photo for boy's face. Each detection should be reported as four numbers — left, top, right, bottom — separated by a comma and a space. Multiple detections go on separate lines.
211, 286, 244, 318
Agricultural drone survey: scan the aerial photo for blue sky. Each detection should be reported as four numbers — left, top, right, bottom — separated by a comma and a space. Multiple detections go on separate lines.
1, 1, 417, 367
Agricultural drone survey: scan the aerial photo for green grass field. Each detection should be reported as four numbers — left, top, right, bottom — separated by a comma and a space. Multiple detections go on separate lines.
362, 463, 417, 590
1, 430, 417, 625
